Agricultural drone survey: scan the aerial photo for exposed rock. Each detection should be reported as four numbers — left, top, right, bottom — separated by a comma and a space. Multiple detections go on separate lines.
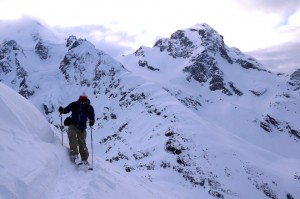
0, 40, 23, 74
19, 77, 34, 98
43, 104, 54, 115
183, 51, 215, 83
66, 35, 77, 48
289, 69, 300, 90
231, 47, 267, 71
249, 89, 267, 96
228, 81, 243, 96
35, 40, 49, 59
260, 114, 300, 140
138, 60, 160, 71
290, 69, 300, 82
154, 30, 195, 58
134, 47, 145, 57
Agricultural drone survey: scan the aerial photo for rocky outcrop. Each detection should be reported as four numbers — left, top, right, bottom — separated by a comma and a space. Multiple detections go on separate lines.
290, 69, 300, 82
183, 51, 232, 95
138, 60, 160, 71
260, 114, 300, 140
66, 35, 77, 48
35, 40, 49, 60
59, 38, 91, 85
0, 40, 34, 98
289, 69, 300, 90
154, 30, 195, 59
0, 40, 23, 75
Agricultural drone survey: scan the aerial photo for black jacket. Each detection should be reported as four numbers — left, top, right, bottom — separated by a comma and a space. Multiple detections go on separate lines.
63, 100, 95, 130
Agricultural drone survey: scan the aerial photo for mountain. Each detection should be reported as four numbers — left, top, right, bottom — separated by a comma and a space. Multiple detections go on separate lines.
0, 19, 300, 199
120, 23, 300, 149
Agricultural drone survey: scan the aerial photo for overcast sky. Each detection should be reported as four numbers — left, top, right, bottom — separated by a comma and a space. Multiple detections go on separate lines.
0, 0, 299, 73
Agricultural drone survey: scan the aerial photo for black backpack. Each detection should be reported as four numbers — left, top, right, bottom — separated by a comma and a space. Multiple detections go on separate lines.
64, 116, 72, 126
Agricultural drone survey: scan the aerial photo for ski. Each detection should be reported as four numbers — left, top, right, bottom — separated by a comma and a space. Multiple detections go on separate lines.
77, 162, 93, 171
69, 153, 93, 171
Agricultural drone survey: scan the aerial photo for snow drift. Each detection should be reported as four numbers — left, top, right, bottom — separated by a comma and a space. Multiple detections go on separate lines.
0, 82, 59, 199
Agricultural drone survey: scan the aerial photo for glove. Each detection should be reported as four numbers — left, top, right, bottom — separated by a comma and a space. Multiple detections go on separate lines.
58, 106, 64, 114
89, 120, 95, 127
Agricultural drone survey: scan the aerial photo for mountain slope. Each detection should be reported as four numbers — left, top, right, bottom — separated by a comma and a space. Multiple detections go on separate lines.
119, 23, 300, 198
120, 23, 300, 153
0, 82, 184, 199
0, 19, 300, 199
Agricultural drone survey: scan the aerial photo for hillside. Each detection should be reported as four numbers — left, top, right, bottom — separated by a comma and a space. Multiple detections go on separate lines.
0, 82, 184, 199
0, 19, 300, 199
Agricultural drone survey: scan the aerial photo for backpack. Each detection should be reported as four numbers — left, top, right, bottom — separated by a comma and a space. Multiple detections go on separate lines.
64, 116, 73, 126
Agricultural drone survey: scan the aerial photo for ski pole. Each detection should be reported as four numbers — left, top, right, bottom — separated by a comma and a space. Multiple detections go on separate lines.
89, 127, 94, 170
60, 114, 63, 145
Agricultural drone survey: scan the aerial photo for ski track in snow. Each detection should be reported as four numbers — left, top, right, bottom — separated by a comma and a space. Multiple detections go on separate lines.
52, 154, 111, 199
51, 149, 176, 199
47, 130, 180, 199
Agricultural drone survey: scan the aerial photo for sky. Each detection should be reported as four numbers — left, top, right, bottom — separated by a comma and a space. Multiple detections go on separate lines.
0, 0, 299, 73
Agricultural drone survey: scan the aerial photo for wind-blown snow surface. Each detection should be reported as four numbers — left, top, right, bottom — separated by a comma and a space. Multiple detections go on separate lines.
1, 19, 300, 199
0, 83, 183, 199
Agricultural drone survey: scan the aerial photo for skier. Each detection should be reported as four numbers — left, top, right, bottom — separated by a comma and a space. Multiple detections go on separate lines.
58, 93, 95, 165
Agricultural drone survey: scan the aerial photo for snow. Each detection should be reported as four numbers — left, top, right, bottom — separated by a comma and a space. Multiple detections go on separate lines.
1, 19, 300, 199
120, 27, 300, 160
0, 83, 190, 199
0, 17, 61, 49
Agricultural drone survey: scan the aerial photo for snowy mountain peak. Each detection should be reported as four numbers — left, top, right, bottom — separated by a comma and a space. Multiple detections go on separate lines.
59, 36, 125, 87
151, 22, 226, 60
1, 19, 300, 199
189, 22, 225, 49
0, 18, 61, 49
190, 22, 214, 30
125, 23, 268, 96
66, 35, 78, 48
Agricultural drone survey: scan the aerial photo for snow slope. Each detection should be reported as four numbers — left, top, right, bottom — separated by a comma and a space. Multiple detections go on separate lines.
0, 83, 187, 199
120, 23, 300, 157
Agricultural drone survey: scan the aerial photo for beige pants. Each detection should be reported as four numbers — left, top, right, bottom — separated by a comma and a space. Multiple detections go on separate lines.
68, 124, 89, 161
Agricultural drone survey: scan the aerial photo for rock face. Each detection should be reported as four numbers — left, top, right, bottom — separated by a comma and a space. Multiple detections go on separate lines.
290, 69, 300, 82
0, 40, 34, 98
1, 20, 300, 199
289, 69, 300, 90
154, 24, 233, 93
0, 40, 23, 74
133, 23, 268, 96
35, 40, 49, 60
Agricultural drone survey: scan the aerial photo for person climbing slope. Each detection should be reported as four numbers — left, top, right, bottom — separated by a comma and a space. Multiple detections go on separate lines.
58, 93, 95, 165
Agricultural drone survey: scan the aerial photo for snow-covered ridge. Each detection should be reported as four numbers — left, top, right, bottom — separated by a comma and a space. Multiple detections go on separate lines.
1, 19, 300, 199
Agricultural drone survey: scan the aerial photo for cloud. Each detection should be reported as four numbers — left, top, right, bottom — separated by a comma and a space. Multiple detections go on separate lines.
289, 10, 300, 25
248, 41, 300, 73
0, 16, 136, 59
1, 0, 299, 73
232, 0, 300, 15
53, 24, 137, 58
